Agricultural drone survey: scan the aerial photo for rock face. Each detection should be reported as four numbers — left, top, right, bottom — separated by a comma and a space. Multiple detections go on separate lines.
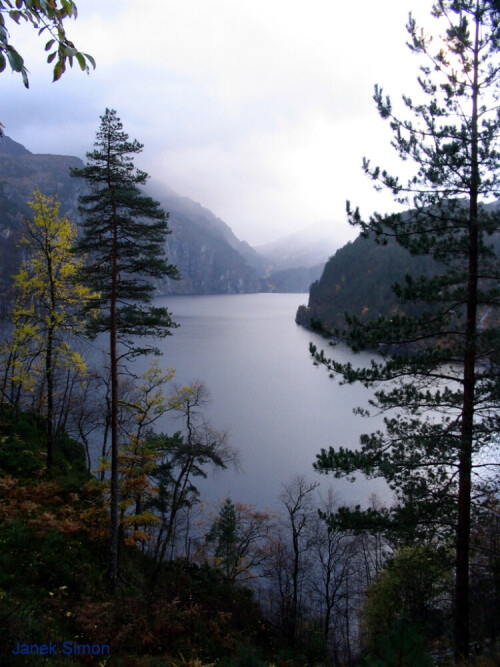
0, 136, 262, 301
153, 192, 263, 294
0, 137, 85, 311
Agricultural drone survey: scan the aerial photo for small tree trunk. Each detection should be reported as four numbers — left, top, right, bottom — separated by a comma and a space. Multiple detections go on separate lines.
46, 325, 54, 469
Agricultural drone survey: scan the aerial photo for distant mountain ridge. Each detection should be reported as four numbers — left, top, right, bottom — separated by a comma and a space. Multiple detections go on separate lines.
255, 220, 340, 272
0, 136, 331, 300
0, 136, 263, 299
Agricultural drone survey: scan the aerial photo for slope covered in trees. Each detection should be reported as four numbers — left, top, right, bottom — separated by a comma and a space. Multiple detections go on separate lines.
297, 208, 500, 335
296, 231, 436, 332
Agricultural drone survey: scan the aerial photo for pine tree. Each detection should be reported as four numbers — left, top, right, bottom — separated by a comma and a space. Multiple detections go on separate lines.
207, 498, 239, 579
71, 108, 179, 590
311, 2, 500, 660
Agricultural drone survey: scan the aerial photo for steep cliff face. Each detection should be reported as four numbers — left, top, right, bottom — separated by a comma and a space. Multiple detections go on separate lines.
155, 190, 267, 277
154, 192, 263, 294
0, 137, 262, 300
161, 208, 262, 294
0, 137, 84, 309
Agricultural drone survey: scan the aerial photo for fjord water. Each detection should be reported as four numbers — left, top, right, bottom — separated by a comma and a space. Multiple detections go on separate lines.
136, 293, 386, 511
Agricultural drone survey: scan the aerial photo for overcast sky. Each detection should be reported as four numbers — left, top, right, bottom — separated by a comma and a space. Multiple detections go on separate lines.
2, 0, 434, 246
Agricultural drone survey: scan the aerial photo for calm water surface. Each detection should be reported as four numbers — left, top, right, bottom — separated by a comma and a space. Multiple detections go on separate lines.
132, 293, 386, 511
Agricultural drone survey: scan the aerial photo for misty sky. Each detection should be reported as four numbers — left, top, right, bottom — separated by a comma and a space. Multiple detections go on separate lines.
2, 0, 434, 246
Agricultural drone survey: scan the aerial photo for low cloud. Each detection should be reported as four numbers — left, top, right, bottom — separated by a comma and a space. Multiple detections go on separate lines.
2, 0, 432, 245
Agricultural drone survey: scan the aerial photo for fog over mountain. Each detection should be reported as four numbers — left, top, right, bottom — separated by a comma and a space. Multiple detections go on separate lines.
0, 136, 327, 302
254, 219, 341, 272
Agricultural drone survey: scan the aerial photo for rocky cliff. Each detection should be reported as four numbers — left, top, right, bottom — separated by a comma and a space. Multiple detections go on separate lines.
0, 136, 262, 301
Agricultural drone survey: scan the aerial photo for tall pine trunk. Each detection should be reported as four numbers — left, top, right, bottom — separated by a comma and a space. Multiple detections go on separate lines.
46, 249, 56, 469
455, 5, 481, 658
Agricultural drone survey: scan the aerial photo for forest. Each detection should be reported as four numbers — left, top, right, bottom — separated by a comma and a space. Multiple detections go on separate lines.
2, 0, 500, 665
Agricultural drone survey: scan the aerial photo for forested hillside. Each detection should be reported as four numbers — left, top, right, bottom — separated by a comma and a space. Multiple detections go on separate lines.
297, 220, 500, 335
295, 231, 437, 331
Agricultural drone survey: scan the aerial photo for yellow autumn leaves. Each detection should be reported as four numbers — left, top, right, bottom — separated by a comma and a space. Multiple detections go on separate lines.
1, 190, 98, 433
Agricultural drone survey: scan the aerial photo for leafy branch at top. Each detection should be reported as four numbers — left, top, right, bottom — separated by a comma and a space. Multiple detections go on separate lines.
0, 0, 95, 88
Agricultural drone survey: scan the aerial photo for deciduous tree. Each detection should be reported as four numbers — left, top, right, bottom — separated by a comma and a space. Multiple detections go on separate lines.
205, 497, 274, 582
276, 476, 318, 644
8, 190, 94, 466
0, 0, 94, 89
151, 382, 238, 578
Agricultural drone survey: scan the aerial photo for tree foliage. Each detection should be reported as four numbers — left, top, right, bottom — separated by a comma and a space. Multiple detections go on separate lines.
71, 108, 179, 591
71, 109, 179, 356
205, 497, 274, 582
0, 0, 95, 89
2, 190, 95, 465
151, 382, 238, 575
311, 1, 500, 659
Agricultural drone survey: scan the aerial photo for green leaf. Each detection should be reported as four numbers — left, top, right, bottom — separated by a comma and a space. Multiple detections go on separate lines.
84, 53, 96, 70
44, 38, 55, 51
6, 48, 23, 72
21, 66, 28, 88
53, 60, 63, 82
61, 0, 76, 17
47, 51, 56, 64
38, 0, 50, 15
0, 53, 6, 72
75, 51, 86, 71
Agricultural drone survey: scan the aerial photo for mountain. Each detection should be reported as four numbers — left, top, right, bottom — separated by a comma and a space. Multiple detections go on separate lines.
0, 136, 346, 299
261, 264, 324, 293
0, 136, 263, 302
0, 136, 85, 311
149, 185, 267, 277
254, 220, 341, 272
296, 215, 500, 333
295, 232, 441, 332
148, 187, 263, 293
